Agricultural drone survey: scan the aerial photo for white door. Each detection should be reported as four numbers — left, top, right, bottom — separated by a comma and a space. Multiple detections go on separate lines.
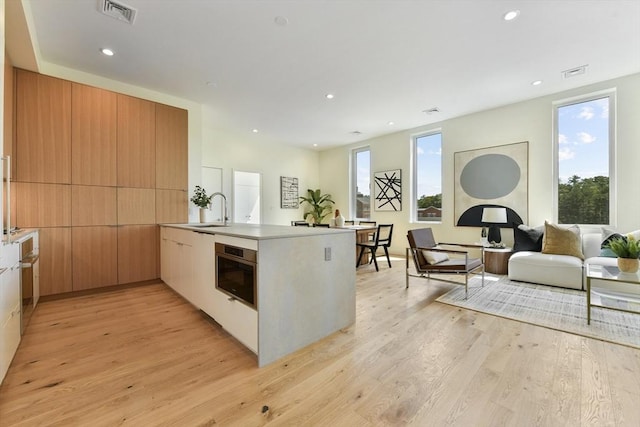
233, 171, 261, 224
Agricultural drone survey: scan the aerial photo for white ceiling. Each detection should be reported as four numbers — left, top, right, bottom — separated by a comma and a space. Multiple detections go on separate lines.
7, 0, 640, 149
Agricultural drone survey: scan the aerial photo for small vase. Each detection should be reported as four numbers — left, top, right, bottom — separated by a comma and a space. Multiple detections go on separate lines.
199, 208, 207, 223
617, 257, 639, 273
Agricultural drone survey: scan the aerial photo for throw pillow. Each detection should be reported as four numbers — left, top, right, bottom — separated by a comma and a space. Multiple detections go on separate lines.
512, 222, 544, 252
422, 248, 449, 265
600, 227, 624, 258
542, 221, 584, 260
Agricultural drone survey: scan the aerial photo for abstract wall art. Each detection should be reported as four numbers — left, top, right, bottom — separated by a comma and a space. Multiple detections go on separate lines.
374, 169, 402, 211
454, 142, 528, 226
280, 176, 299, 209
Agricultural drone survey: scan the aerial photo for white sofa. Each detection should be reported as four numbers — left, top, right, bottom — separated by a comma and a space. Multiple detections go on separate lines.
508, 232, 617, 290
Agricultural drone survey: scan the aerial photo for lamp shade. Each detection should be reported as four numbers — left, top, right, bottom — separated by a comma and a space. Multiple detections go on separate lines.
481, 207, 507, 224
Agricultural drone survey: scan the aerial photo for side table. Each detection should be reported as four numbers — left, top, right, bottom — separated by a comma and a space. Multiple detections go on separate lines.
484, 247, 513, 275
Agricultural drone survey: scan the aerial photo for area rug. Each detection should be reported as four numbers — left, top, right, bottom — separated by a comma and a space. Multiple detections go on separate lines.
436, 275, 640, 349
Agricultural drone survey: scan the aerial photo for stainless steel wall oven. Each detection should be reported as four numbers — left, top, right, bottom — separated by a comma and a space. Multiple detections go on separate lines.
215, 243, 257, 309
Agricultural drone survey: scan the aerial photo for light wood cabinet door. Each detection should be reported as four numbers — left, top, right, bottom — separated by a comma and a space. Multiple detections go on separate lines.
72, 226, 118, 291
15, 182, 71, 228
118, 225, 158, 284
117, 94, 155, 188
72, 83, 117, 186
117, 187, 155, 225
39, 228, 72, 296
71, 185, 117, 226
156, 189, 188, 224
15, 69, 71, 184
156, 104, 188, 190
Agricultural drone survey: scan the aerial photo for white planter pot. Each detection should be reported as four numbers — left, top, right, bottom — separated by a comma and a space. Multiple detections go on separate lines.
199, 208, 207, 223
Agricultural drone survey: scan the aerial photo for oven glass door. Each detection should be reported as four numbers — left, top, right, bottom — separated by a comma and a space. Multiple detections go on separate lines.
216, 254, 256, 308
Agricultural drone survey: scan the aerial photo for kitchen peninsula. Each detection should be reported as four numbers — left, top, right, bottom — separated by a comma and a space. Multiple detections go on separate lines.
160, 223, 356, 367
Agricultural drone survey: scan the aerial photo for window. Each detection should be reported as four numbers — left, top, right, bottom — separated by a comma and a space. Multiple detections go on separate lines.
352, 147, 370, 219
554, 92, 615, 225
413, 132, 442, 222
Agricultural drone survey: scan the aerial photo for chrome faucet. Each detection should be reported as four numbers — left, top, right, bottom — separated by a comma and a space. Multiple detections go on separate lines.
210, 192, 229, 226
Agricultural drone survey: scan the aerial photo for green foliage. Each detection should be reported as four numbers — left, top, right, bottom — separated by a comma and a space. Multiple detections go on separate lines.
558, 175, 609, 224
417, 193, 442, 209
190, 185, 211, 209
299, 189, 335, 224
605, 235, 640, 259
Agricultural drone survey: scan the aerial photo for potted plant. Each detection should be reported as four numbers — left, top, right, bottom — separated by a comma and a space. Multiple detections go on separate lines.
190, 185, 211, 223
299, 189, 335, 225
605, 235, 640, 273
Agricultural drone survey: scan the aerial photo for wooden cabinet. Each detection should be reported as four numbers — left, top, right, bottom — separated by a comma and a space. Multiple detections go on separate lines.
15, 182, 71, 228
71, 83, 117, 186
15, 69, 71, 183
117, 94, 155, 188
72, 226, 118, 291
0, 243, 21, 384
71, 185, 117, 226
161, 227, 196, 305
117, 188, 156, 225
118, 225, 158, 284
38, 228, 73, 296
156, 104, 188, 190
156, 189, 188, 224
4, 58, 15, 177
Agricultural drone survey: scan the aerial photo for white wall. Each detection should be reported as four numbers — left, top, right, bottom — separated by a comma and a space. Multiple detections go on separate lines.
200, 107, 321, 225
320, 72, 640, 256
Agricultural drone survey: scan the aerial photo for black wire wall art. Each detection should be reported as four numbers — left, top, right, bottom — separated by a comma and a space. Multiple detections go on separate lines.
374, 169, 402, 211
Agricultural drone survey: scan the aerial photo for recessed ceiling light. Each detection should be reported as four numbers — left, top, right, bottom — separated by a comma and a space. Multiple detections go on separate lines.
531, 80, 543, 86
503, 10, 520, 21
388, 121, 395, 126
274, 16, 288, 26
313, 143, 318, 147
325, 94, 334, 99
100, 48, 114, 56
252, 129, 259, 133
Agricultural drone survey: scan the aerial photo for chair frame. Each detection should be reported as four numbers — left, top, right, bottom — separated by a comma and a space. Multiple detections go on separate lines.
406, 229, 485, 298
357, 224, 393, 271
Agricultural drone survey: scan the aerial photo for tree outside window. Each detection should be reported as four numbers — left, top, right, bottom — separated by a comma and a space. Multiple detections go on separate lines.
414, 132, 442, 222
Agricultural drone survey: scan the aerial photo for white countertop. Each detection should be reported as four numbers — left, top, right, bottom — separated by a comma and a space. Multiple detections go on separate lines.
163, 223, 354, 240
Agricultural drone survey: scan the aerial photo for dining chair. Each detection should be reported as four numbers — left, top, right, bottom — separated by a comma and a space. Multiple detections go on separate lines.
358, 220, 377, 226
344, 220, 355, 226
406, 227, 484, 298
356, 224, 393, 271
313, 223, 330, 227
292, 221, 309, 227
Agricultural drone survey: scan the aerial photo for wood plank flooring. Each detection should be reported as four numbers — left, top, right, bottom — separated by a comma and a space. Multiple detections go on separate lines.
1, 259, 639, 426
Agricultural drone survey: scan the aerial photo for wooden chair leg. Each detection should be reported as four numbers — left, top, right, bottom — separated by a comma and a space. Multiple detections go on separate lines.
356, 246, 366, 267
383, 246, 391, 268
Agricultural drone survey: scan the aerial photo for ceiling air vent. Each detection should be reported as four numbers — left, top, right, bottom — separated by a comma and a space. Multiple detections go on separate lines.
562, 65, 588, 79
99, 0, 137, 24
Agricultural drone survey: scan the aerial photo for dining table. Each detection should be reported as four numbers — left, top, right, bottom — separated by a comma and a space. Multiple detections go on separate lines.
334, 225, 378, 264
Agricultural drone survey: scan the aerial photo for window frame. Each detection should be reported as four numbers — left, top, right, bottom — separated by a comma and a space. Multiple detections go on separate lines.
351, 146, 371, 220
552, 89, 616, 226
411, 130, 443, 223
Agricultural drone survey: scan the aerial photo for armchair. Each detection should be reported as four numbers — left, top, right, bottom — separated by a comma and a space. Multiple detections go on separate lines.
406, 228, 484, 297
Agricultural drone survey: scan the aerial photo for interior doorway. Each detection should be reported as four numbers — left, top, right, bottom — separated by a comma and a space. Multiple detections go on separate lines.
233, 170, 261, 224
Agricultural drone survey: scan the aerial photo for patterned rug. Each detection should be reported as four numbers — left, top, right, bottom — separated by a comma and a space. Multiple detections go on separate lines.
436, 275, 640, 349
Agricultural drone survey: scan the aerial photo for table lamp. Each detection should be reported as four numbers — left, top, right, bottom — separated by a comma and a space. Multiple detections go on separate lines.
481, 207, 507, 243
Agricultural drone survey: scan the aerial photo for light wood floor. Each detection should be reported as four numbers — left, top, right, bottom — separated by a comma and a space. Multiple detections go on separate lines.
1, 259, 639, 426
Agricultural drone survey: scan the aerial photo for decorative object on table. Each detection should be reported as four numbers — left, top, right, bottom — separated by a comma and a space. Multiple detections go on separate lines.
480, 226, 488, 246
332, 209, 345, 227
605, 234, 640, 273
373, 169, 402, 211
280, 176, 299, 208
299, 189, 335, 225
454, 141, 528, 227
190, 185, 212, 223
481, 207, 507, 243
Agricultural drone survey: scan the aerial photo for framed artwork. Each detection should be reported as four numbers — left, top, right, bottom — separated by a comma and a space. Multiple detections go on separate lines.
454, 141, 528, 227
374, 169, 402, 211
280, 176, 299, 209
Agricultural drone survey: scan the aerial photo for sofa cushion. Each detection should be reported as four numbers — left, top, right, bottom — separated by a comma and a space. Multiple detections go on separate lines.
508, 251, 584, 290
542, 222, 584, 260
600, 227, 625, 257
513, 223, 544, 252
